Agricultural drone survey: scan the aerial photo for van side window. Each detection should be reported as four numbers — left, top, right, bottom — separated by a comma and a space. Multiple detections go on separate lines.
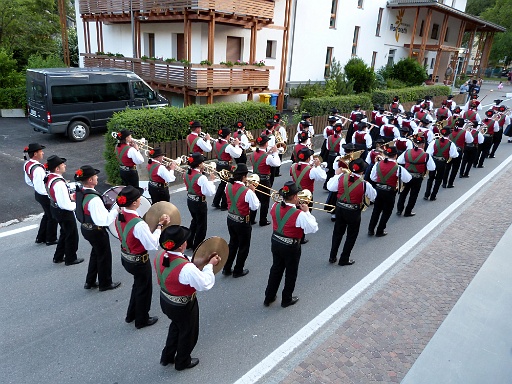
132, 81, 154, 99
92, 82, 131, 102
52, 85, 92, 104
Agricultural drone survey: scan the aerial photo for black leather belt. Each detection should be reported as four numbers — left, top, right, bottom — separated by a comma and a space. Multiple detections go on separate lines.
121, 251, 149, 263
336, 201, 360, 210
187, 194, 206, 202
272, 232, 300, 245
217, 160, 229, 166
149, 180, 168, 188
257, 174, 271, 181
228, 212, 250, 223
81, 223, 104, 231
433, 156, 447, 162
409, 172, 424, 179
374, 183, 395, 191
119, 165, 137, 171
160, 290, 196, 305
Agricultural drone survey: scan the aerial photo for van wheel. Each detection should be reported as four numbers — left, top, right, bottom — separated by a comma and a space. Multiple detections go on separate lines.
68, 121, 90, 142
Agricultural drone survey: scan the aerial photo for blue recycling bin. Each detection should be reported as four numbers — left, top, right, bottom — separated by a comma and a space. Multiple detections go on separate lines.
270, 93, 278, 107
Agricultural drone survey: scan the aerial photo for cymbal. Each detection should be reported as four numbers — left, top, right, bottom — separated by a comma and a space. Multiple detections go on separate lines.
144, 201, 181, 232
192, 236, 228, 274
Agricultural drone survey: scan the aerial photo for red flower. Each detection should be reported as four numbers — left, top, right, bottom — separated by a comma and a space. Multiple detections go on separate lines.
218, 129, 223, 135
117, 195, 127, 205
237, 122, 242, 127
188, 156, 194, 164
116, 132, 122, 138
282, 185, 289, 193
257, 137, 262, 143
189, 121, 194, 126
163, 240, 175, 250
24, 146, 29, 151
75, 169, 83, 177
231, 165, 236, 171
44, 163, 48, 170
298, 153, 304, 159
386, 148, 392, 153
273, 115, 279, 120
352, 164, 360, 171
149, 149, 155, 155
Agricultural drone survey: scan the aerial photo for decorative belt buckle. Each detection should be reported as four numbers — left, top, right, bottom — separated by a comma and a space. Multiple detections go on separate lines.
141, 254, 149, 263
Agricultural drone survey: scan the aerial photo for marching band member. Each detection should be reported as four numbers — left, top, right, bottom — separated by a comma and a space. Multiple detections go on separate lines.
115, 185, 169, 329
368, 146, 412, 237
445, 106, 462, 129
293, 120, 313, 147
264, 181, 318, 308
442, 118, 473, 188
414, 103, 433, 123
327, 158, 376, 265
410, 99, 423, 115
462, 103, 482, 124
435, 100, 452, 121
350, 104, 366, 122
370, 105, 380, 124
155, 225, 220, 370
446, 95, 456, 111
115, 129, 144, 188
291, 131, 310, 163
423, 126, 459, 201
320, 116, 337, 161
389, 107, 403, 126
423, 95, 434, 111
186, 120, 213, 154
375, 106, 387, 127
462, 94, 482, 111
183, 153, 216, 249
211, 127, 242, 210
364, 138, 385, 182
249, 135, 281, 226
23, 143, 58, 246
324, 122, 346, 190
233, 120, 250, 164
44, 155, 83, 265
460, 121, 484, 178
275, 114, 288, 178
401, 112, 417, 137
474, 110, 498, 168
352, 121, 372, 152
223, 163, 260, 277
74, 165, 121, 291
396, 134, 435, 217
394, 126, 413, 156
415, 118, 435, 144
490, 104, 509, 158
380, 116, 400, 143
389, 96, 405, 113
296, 112, 315, 136
147, 147, 176, 205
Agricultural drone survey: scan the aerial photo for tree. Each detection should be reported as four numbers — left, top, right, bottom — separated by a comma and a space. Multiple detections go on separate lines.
465, 0, 497, 15
480, 0, 512, 65
0, 49, 24, 88
344, 57, 376, 93
325, 58, 354, 96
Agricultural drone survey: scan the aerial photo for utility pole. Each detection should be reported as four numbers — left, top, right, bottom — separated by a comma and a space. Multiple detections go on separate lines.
58, 0, 70, 67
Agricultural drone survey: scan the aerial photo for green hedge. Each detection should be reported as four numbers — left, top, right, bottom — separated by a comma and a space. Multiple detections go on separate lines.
299, 94, 373, 116
104, 101, 276, 184
0, 87, 26, 109
371, 85, 450, 106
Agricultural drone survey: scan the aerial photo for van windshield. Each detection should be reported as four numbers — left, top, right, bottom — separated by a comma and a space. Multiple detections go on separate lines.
132, 81, 154, 100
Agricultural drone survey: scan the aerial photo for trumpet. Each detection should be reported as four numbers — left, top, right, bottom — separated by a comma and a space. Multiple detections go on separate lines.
202, 162, 231, 181
274, 131, 287, 154
159, 155, 189, 174
199, 132, 216, 145
311, 155, 327, 169
297, 189, 336, 213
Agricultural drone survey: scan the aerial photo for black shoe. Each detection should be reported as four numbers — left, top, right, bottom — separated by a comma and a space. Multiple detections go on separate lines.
263, 296, 277, 307
300, 238, 309, 244
442, 184, 446, 188
328, 258, 337, 264
330, 216, 336, 222
276, 174, 282, 177
423, 196, 429, 200
281, 297, 299, 308
368, 230, 375, 236
477, 165, 484, 168
396, 211, 402, 216
250, 221, 256, 225
338, 259, 355, 266
233, 269, 249, 278
430, 196, 437, 201
447, 185, 454, 188
259, 220, 271, 227
135, 316, 158, 329
84, 282, 99, 289
35, 238, 45, 244
459, 174, 464, 178
211, 203, 220, 209
220, 206, 228, 211
65, 258, 84, 266
473, 164, 477, 168
375, 231, 388, 237
463, 174, 470, 178
99, 282, 121, 292
489, 155, 496, 158
46, 240, 58, 246
175, 358, 199, 371
53, 258, 64, 264
404, 212, 416, 217
160, 356, 175, 366
222, 269, 232, 276
125, 316, 134, 324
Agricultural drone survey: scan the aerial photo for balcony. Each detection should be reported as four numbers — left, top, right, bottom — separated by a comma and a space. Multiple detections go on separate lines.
82, 54, 273, 97
79, 0, 275, 25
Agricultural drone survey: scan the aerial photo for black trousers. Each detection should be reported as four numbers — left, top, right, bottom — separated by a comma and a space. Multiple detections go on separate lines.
187, 199, 207, 250
265, 239, 301, 303
212, 163, 230, 208
274, 154, 283, 176
81, 226, 113, 288
329, 207, 362, 263
234, 150, 247, 164
324, 152, 337, 189
490, 130, 503, 156
34, 192, 57, 243
368, 189, 397, 234
50, 207, 79, 263
460, 146, 477, 177
119, 168, 139, 188
160, 294, 199, 370
442, 151, 462, 187
224, 218, 252, 274
148, 184, 169, 205
121, 257, 152, 327
474, 137, 493, 167
424, 160, 447, 199
250, 178, 271, 225
397, 177, 423, 215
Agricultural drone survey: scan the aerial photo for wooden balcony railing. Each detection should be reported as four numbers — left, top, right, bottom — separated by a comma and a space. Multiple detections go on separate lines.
79, 0, 275, 20
82, 54, 273, 93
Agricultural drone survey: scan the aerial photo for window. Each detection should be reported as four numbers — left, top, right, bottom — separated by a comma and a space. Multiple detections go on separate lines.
146, 33, 155, 58
52, 85, 92, 104
371, 51, 377, 69
419, 20, 424, 37
324, 47, 333, 78
330, 0, 338, 28
226, 36, 243, 62
376, 8, 383, 36
423, 58, 428, 68
352, 26, 360, 56
357, 0, 363, 8
93, 83, 131, 102
176, 33, 185, 61
444, 28, 449, 42
266, 40, 277, 59
387, 49, 396, 67
430, 58, 435, 69
431, 23, 439, 40
132, 81, 155, 100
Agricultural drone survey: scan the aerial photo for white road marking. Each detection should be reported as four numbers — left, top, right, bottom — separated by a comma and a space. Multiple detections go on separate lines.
0, 224, 39, 238
234, 154, 512, 384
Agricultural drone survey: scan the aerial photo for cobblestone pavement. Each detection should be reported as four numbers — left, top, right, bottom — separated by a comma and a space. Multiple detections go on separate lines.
279, 164, 512, 384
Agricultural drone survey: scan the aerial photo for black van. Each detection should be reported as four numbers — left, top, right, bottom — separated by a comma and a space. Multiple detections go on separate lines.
27, 68, 168, 141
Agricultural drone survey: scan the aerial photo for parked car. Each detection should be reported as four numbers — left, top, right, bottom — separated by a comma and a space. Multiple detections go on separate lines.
27, 68, 168, 142
501, 68, 511, 77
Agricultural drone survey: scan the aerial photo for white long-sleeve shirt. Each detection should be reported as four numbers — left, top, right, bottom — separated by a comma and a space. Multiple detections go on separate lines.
397, 149, 436, 172
127, 146, 144, 164
47, 173, 76, 211
81, 188, 118, 226
191, 168, 216, 196
189, 132, 213, 152
164, 251, 216, 291
216, 138, 242, 159
370, 159, 412, 184
326, 173, 377, 202
272, 202, 319, 235
122, 208, 161, 250
294, 161, 327, 181
150, 160, 176, 183
225, 181, 260, 211
24, 160, 47, 195
426, 138, 460, 159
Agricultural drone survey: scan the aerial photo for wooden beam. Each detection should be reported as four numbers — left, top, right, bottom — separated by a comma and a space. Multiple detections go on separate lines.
186, 16, 192, 62
461, 29, 476, 76
278, 0, 292, 111
432, 13, 450, 83
418, 8, 432, 65
136, 18, 141, 58
250, 19, 258, 64
409, 7, 420, 58
208, 12, 215, 63
83, 20, 90, 53
263, 24, 286, 31
95, 19, 101, 53
480, 32, 494, 74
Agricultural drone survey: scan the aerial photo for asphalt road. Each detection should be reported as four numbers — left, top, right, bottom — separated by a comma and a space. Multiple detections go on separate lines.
1, 84, 511, 384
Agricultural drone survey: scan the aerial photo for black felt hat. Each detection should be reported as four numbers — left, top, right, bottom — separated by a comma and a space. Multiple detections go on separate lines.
383, 146, 398, 157
24, 143, 45, 153
299, 120, 311, 129
279, 180, 301, 197
160, 225, 191, 251
46, 155, 66, 171
217, 127, 231, 138
255, 135, 270, 146
235, 120, 245, 129
116, 129, 133, 141
189, 120, 202, 129
117, 185, 142, 207
232, 163, 249, 175
74, 165, 100, 181
187, 152, 205, 167
349, 158, 367, 173
297, 147, 314, 162
148, 147, 164, 158
440, 126, 452, 136
342, 143, 356, 152
298, 131, 309, 143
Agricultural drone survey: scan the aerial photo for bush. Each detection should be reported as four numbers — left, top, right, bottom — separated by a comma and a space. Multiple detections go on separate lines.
344, 57, 376, 93
288, 81, 327, 98
371, 85, 450, 106
26, 53, 65, 69
299, 94, 372, 116
386, 78, 408, 89
104, 102, 276, 184
0, 87, 26, 109
389, 58, 428, 86
0, 49, 24, 88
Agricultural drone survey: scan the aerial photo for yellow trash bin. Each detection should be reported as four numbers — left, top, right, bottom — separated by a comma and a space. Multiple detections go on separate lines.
259, 93, 271, 104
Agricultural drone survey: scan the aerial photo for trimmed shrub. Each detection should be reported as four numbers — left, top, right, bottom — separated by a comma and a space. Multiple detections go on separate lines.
300, 94, 373, 116
389, 58, 428, 86
344, 57, 376, 93
0, 87, 26, 109
104, 102, 276, 184
371, 85, 450, 106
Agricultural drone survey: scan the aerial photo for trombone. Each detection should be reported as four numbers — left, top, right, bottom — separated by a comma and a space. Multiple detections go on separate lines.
296, 189, 336, 213
202, 162, 232, 181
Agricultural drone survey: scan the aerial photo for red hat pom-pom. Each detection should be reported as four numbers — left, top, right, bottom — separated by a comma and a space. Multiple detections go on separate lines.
75, 169, 83, 177
298, 153, 304, 159
149, 149, 154, 155
44, 163, 48, 170
238, 122, 242, 127
24, 146, 29, 151
257, 137, 262, 143
116, 132, 122, 138
163, 240, 175, 250
386, 148, 392, 153
218, 129, 223, 135
189, 121, 194, 126
188, 156, 194, 164
282, 186, 289, 193
353, 164, 360, 171
117, 195, 127, 205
